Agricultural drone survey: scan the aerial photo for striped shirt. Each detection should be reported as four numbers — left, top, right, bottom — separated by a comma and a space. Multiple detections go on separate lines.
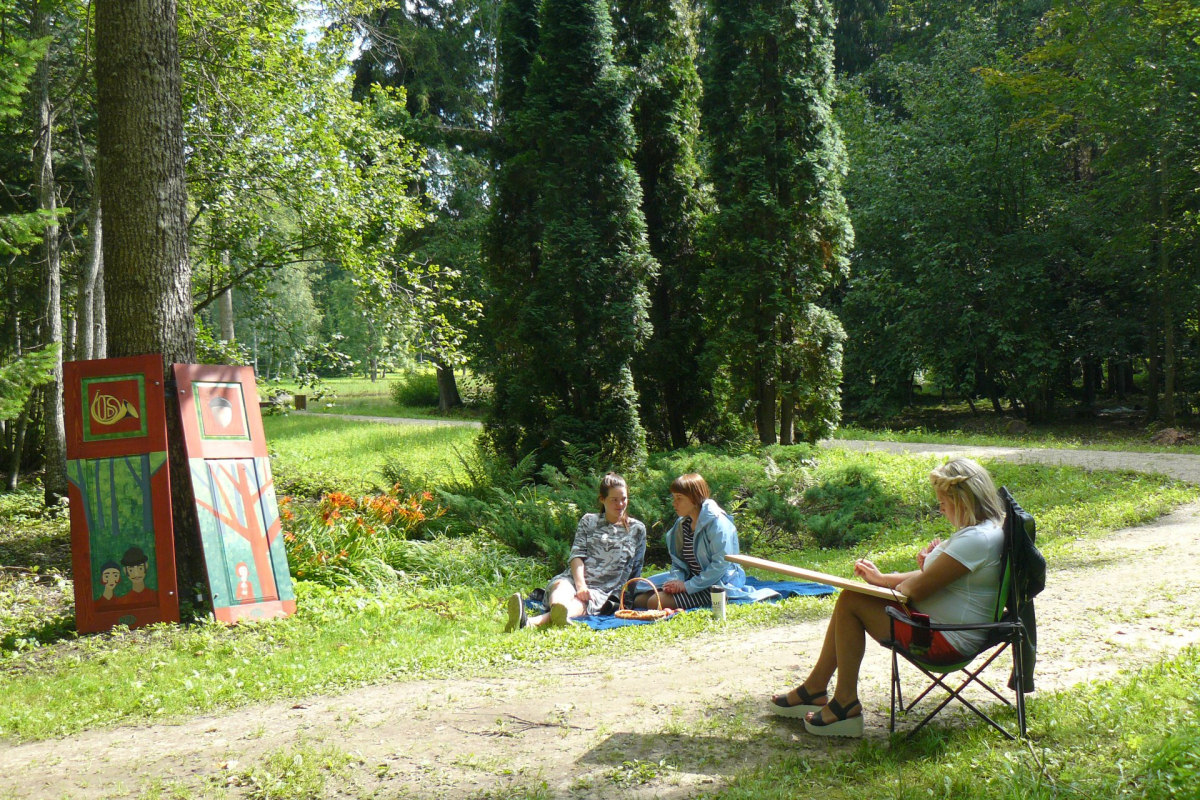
674, 516, 711, 609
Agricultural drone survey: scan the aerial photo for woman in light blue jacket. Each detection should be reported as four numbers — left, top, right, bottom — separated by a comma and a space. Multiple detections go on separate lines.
634, 473, 748, 609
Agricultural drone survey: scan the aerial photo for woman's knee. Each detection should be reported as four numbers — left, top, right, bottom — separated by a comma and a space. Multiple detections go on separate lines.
634, 592, 661, 610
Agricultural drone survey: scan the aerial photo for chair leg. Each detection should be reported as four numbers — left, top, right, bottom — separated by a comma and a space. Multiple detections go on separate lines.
890, 647, 899, 734
1013, 629, 1027, 739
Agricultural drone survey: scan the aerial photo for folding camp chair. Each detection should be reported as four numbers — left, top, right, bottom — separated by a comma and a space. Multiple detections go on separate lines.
881, 487, 1032, 739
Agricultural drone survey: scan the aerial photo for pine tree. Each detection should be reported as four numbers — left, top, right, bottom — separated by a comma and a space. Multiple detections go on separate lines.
487, 0, 657, 469
617, 0, 712, 450
481, 0, 542, 460
702, 0, 853, 444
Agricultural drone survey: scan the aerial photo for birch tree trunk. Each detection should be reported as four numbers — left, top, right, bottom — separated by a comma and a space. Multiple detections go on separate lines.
34, 6, 68, 505
93, 258, 106, 358
95, 0, 202, 598
217, 250, 234, 341
77, 198, 102, 361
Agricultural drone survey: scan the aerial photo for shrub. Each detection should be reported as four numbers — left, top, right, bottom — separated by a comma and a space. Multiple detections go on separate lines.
281, 487, 446, 589
389, 371, 439, 407
801, 463, 896, 548
457, 373, 493, 408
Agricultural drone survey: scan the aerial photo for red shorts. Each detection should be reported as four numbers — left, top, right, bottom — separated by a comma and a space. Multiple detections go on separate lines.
886, 602, 964, 664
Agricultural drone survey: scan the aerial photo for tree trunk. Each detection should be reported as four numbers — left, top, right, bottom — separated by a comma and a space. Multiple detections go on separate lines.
93, 256, 107, 358
779, 399, 794, 446
77, 198, 102, 361
217, 252, 235, 341
1146, 315, 1160, 422
435, 361, 463, 412
755, 368, 777, 445
6, 410, 28, 492
34, 8, 68, 505
1163, 299, 1176, 426
96, 0, 202, 601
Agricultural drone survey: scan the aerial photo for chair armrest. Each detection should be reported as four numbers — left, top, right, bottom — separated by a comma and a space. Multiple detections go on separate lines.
885, 606, 1023, 633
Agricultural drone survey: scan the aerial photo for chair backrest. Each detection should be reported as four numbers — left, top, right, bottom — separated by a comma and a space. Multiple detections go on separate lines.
998, 487, 1038, 621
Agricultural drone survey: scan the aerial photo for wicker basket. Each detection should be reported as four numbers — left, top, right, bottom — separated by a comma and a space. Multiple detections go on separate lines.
614, 577, 676, 621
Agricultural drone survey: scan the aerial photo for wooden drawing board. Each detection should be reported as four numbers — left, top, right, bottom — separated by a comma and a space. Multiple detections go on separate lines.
726, 554, 908, 603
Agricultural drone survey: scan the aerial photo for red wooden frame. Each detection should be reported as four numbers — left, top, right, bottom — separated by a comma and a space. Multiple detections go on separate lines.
173, 364, 296, 623
63, 355, 180, 633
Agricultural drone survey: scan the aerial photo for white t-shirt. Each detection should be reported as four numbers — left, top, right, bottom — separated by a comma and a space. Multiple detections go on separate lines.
917, 519, 1004, 654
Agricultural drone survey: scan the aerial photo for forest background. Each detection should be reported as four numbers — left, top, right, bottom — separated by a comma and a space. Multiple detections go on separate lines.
2, 0, 1199, 493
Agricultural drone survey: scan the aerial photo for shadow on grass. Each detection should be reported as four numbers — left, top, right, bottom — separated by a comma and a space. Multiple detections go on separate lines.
578, 730, 789, 776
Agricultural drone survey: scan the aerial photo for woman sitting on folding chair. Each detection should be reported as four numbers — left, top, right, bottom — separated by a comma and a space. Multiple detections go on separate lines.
770, 458, 1005, 737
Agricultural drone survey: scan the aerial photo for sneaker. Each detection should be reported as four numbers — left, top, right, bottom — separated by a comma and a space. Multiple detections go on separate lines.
505, 592, 528, 632
549, 602, 569, 627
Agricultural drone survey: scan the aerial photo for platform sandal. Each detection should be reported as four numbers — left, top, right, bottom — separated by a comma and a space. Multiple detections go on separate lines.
769, 685, 827, 718
803, 698, 864, 737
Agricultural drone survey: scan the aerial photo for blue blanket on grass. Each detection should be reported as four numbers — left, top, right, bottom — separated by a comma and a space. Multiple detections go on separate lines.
528, 576, 836, 631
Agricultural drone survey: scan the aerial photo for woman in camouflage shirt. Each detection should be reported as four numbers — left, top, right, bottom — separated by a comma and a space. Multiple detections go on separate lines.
505, 473, 647, 630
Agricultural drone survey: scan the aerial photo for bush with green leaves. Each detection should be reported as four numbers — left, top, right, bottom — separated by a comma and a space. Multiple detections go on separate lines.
389, 371, 440, 408
427, 442, 917, 570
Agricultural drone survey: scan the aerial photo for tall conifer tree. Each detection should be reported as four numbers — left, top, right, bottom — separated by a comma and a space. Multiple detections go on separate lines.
617, 0, 711, 450
488, 0, 656, 468
482, 0, 542, 460
703, 0, 852, 444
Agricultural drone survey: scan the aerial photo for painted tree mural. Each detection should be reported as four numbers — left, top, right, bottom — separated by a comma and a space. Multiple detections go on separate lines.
190, 456, 294, 615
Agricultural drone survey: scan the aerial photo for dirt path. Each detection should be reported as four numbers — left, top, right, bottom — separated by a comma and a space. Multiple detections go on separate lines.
5, 445, 1200, 800
829, 438, 1200, 484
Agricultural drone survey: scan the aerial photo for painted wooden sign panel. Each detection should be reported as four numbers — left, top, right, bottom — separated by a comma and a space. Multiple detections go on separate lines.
63, 355, 180, 633
173, 364, 296, 623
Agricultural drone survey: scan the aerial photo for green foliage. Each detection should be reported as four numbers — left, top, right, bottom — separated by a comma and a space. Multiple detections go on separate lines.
618, 0, 715, 450
389, 371, 440, 408
194, 316, 251, 367
702, 0, 853, 444
483, 0, 656, 472
837, 14, 1073, 423
0, 344, 58, 421
800, 464, 893, 547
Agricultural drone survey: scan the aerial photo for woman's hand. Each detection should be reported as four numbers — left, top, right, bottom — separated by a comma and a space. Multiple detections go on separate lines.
917, 538, 941, 570
575, 582, 590, 602
853, 558, 886, 586
663, 579, 687, 594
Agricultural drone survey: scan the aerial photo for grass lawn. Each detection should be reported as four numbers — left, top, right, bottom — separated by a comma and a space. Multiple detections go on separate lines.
711, 645, 1200, 800
263, 413, 480, 497
270, 375, 483, 422
0, 436, 1195, 743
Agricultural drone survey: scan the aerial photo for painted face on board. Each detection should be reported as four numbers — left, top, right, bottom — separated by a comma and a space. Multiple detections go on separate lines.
237, 563, 249, 580
101, 567, 121, 589
126, 563, 147, 583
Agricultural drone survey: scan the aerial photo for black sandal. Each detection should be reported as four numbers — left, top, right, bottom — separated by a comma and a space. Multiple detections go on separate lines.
804, 697, 864, 737
769, 685, 827, 718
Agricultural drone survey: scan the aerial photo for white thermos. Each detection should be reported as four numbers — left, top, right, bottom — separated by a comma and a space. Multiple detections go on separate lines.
711, 585, 726, 622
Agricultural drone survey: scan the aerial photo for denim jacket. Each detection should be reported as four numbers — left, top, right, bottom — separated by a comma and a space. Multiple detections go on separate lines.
649, 498, 749, 598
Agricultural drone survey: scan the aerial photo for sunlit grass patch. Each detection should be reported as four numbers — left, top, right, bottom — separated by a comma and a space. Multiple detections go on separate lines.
711, 646, 1200, 800
263, 414, 479, 497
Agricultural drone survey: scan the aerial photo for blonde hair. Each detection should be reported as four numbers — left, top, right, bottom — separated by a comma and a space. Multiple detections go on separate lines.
929, 458, 1004, 528
669, 473, 710, 509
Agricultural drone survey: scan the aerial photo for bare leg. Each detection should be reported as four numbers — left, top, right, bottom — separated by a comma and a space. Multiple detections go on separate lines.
634, 591, 681, 610
803, 591, 894, 723
528, 580, 587, 627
